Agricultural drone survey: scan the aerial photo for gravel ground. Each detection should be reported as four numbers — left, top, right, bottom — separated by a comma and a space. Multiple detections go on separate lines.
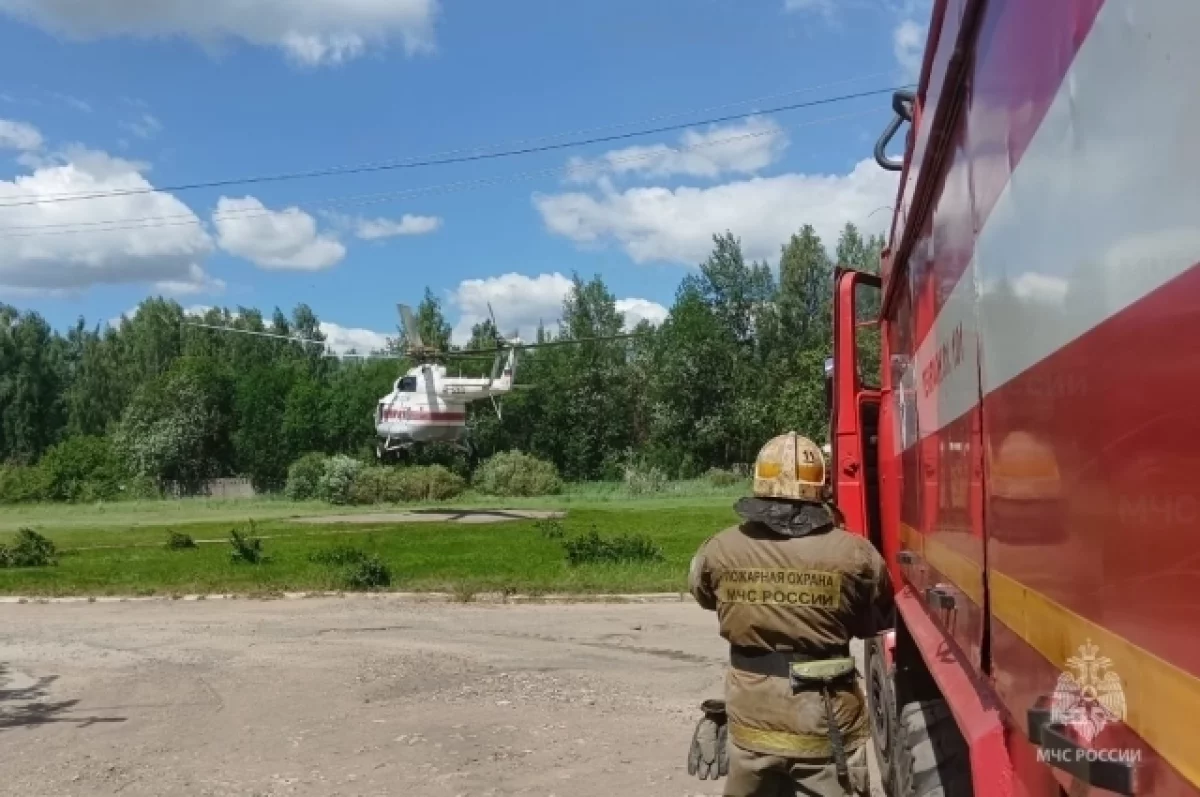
1, 596, 882, 797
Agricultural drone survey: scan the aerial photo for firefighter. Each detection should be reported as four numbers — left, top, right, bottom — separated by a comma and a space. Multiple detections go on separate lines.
686, 431, 895, 797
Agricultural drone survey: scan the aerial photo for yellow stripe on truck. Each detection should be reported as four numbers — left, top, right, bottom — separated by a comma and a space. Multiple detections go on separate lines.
900, 524, 984, 607
989, 570, 1200, 789
899, 523, 1200, 787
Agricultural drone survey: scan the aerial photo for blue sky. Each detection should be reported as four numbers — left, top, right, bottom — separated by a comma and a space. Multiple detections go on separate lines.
0, 0, 929, 351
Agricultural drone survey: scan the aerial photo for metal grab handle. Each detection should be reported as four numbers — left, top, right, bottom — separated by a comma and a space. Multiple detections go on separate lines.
1027, 705, 1139, 795
874, 90, 916, 172
924, 585, 956, 610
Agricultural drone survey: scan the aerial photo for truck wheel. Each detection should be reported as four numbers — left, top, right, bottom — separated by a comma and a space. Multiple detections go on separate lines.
866, 639, 897, 795
893, 699, 973, 797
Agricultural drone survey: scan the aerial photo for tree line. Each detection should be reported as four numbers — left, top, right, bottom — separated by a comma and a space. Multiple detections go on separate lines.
0, 222, 882, 499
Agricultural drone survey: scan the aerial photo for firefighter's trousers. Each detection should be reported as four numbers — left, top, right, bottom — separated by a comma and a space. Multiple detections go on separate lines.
722, 742, 870, 797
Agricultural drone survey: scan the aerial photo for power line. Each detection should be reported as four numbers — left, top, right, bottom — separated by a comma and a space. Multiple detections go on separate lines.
0, 84, 908, 210
0, 107, 881, 238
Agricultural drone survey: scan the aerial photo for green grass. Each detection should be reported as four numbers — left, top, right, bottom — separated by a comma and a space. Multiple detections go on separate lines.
0, 505, 738, 598
0, 478, 748, 533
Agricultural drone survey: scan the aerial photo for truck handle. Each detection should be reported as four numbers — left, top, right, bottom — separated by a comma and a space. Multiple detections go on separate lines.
897, 550, 917, 566
1027, 704, 1139, 795
924, 585, 956, 611
874, 90, 916, 172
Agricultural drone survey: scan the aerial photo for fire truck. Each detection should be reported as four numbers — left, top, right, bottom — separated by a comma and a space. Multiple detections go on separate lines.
827, 0, 1199, 795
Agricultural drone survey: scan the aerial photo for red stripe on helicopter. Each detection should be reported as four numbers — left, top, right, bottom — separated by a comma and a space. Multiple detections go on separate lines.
379, 409, 467, 422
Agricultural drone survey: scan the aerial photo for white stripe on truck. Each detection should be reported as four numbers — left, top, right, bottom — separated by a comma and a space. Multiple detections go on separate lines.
899, 0, 1200, 451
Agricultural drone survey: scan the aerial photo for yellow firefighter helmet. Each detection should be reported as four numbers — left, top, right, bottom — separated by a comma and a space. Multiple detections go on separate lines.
753, 431, 829, 503
989, 431, 1062, 500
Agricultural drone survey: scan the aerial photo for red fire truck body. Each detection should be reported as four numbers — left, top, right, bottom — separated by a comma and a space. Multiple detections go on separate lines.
828, 0, 1200, 795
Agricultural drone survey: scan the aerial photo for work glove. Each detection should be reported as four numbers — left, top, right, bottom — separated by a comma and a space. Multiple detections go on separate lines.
687, 698, 729, 780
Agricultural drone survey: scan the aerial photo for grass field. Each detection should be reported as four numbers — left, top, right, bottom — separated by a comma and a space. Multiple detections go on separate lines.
0, 480, 744, 597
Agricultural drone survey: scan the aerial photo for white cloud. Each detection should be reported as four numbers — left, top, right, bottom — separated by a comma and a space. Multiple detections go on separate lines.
615, 298, 668, 330
213, 196, 345, 270
893, 18, 926, 81
0, 118, 43, 151
0, 0, 440, 66
448, 272, 667, 344
566, 116, 788, 184
121, 112, 162, 140
154, 264, 226, 296
355, 213, 442, 239
319, 321, 391, 355
535, 158, 898, 266
0, 147, 217, 293
1012, 272, 1068, 305
450, 272, 572, 344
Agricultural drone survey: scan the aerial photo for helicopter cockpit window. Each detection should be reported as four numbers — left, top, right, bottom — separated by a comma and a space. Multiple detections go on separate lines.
398, 376, 418, 393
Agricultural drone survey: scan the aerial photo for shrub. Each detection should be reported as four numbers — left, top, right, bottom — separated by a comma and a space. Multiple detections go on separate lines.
351, 465, 466, 504
623, 462, 668, 496
339, 555, 392, 591
165, 530, 197, 550
229, 523, 269, 564
38, 436, 127, 502
473, 451, 562, 497
424, 465, 466, 501
0, 465, 51, 504
285, 453, 329, 500
349, 466, 394, 504
0, 528, 58, 568
705, 467, 743, 488
562, 528, 664, 566
318, 455, 363, 505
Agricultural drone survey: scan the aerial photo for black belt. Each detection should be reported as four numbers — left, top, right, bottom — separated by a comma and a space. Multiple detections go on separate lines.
729, 645, 851, 678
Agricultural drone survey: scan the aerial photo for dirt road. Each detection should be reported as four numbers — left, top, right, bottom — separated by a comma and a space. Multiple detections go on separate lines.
1, 596, 880, 797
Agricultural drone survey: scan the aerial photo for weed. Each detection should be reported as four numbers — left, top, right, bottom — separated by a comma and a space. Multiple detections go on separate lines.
561, 527, 664, 566
0, 528, 58, 568
339, 555, 392, 591
535, 517, 565, 540
165, 530, 197, 550
228, 523, 269, 565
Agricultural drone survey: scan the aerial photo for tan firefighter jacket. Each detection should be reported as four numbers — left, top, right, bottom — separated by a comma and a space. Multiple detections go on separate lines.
689, 498, 894, 759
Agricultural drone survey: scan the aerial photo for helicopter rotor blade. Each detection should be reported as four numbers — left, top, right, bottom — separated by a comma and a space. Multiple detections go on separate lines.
184, 321, 326, 348
397, 304, 424, 350
442, 332, 646, 357
509, 331, 649, 350
183, 322, 406, 359
486, 301, 509, 346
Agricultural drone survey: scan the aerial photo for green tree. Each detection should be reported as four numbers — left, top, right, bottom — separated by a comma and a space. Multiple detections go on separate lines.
233, 364, 296, 491
0, 307, 67, 463
113, 356, 234, 493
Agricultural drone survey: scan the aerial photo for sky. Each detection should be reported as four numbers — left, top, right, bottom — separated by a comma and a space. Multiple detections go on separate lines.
0, 0, 930, 353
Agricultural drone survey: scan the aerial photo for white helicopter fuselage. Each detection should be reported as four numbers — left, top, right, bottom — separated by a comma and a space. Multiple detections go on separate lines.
375, 350, 516, 452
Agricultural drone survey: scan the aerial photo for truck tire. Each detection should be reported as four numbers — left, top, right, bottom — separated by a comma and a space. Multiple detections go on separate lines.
866, 639, 897, 796
893, 699, 973, 797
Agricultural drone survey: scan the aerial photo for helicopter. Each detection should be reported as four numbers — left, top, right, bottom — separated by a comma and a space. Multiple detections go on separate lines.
373, 303, 644, 462
186, 301, 642, 463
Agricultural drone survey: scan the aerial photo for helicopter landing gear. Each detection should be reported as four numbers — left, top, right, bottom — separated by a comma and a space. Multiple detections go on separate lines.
376, 438, 414, 466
